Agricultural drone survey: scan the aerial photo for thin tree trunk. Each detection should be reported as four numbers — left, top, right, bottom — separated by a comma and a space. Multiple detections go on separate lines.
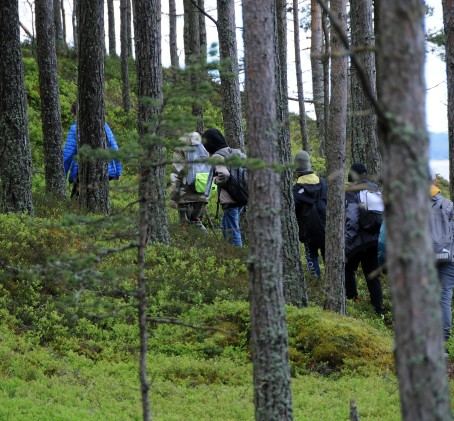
244, 0, 293, 417
184, 0, 204, 132
61, 0, 67, 48
169, 0, 179, 67
78, 0, 109, 213
127, 0, 133, 57
107, 0, 116, 56
36, 0, 66, 197
322, 6, 330, 156
350, 0, 381, 180
0, 0, 34, 215
293, 0, 309, 151
133, 0, 171, 245
121, 0, 131, 112
311, 0, 325, 154
53, 0, 63, 49
276, 0, 307, 308
198, 0, 207, 63
324, 0, 347, 314
217, 0, 244, 150
380, 1, 452, 419
443, 0, 454, 199
72, 0, 78, 50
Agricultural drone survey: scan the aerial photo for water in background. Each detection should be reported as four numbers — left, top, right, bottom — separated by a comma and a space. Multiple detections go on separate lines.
431, 160, 450, 181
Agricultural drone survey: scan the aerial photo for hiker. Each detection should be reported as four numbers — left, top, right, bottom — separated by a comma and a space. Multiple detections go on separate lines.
63, 102, 122, 197
345, 163, 384, 315
170, 132, 210, 231
292, 151, 327, 278
430, 170, 454, 347
202, 128, 246, 247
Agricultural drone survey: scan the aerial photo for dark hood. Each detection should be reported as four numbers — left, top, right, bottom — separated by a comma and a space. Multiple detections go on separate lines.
202, 128, 228, 154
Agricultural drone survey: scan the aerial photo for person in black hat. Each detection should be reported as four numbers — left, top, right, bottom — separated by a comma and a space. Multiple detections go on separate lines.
345, 162, 384, 315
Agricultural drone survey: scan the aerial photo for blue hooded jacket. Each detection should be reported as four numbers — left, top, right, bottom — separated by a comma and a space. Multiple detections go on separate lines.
63, 122, 122, 182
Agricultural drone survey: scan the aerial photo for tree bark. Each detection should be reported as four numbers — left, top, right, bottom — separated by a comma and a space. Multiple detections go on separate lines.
61, 0, 67, 48
198, 0, 207, 64
244, 0, 293, 417
127, 0, 133, 57
324, 0, 347, 314
0, 0, 34, 215
275, 0, 307, 308
443, 0, 454, 199
121, 0, 131, 112
53, 0, 63, 49
72, 0, 78, 50
133, 0, 171, 245
311, 0, 325, 154
35, 0, 67, 198
169, 0, 179, 67
322, 6, 330, 156
380, 1, 452, 420
107, 0, 116, 56
217, 0, 245, 151
183, 0, 204, 132
350, 0, 381, 180
293, 0, 309, 151
78, 0, 110, 213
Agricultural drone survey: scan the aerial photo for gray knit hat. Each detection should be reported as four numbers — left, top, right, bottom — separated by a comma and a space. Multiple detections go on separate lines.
294, 151, 311, 172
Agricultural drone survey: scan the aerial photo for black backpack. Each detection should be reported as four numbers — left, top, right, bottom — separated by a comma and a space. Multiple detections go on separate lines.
216, 148, 248, 206
293, 178, 327, 247
357, 189, 384, 234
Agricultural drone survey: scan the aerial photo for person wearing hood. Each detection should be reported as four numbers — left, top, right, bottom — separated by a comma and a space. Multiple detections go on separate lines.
202, 128, 246, 247
170, 132, 209, 231
430, 170, 454, 351
344, 162, 383, 315
292, 151, 327, 278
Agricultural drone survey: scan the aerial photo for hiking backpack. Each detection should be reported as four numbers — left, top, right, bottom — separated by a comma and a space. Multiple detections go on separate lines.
357, 189, 384, 233
431, 197, 454, 263
293, 178, 327, 247
216, 148, 248, 206
186, 143, 216, 195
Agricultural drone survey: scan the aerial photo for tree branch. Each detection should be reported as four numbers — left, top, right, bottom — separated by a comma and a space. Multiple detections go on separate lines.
19, 21, 34, 40
189, 0, 218, 27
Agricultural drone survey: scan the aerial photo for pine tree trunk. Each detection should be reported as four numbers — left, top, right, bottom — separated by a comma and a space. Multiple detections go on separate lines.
443, 0, 454, 200
275, 0, 307, 308
198, 0, 207, 63
169, 0, 179, 68
78, 0, 110, 214
380, 2, 452, 419
244, 0, 293, 417
72, 0, 78, 50
133, 0, 171, 245
61, 0, 67, 48
217, 0, 245, 150
53, 0, 63, 49
293, 0, 309, 151
322, 7, 330, 155
311, 0, 325, 155
127, 0, 133, 57
184, 0, 204, 132
350, 0, 381, 179
36, 0, 66, 198
107, 0, 116, 56
324, 0, 347, 314
121, 0, 131, 112
0, 0, 34, 215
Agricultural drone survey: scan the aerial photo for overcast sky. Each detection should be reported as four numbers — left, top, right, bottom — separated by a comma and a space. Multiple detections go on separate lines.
18, 0, 448, 133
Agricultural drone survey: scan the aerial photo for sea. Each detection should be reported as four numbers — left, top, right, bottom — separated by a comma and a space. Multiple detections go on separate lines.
430, 160, 450, 182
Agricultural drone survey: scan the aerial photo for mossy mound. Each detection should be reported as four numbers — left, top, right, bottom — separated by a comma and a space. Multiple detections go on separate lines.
152, 301, 394, 376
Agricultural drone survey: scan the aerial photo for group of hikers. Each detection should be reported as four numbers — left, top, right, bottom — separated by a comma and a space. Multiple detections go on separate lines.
63, 118, 454, 352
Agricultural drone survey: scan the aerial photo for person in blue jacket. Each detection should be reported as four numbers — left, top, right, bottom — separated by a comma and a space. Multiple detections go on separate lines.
63, 102, 122, 197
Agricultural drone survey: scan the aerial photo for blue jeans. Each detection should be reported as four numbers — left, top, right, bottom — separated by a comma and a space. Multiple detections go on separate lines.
221, 206, 244, 247
438, 263, 454, 342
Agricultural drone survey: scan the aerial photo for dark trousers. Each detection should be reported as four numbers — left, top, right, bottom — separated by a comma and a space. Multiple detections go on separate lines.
345, 245, 383, 314
304, 242, 325, 278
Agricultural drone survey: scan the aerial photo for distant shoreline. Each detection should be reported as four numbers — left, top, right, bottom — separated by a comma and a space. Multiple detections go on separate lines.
430, 159, 449, 182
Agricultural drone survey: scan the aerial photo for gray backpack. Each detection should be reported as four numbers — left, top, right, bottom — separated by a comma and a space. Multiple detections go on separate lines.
431, 197, 454, 263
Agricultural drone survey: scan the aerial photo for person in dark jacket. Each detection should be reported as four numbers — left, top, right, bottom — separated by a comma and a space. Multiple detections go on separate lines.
345, 162, 383, 315
292, 151, 327, 278
63, 102, 122, 197
202, 128, 246, 247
